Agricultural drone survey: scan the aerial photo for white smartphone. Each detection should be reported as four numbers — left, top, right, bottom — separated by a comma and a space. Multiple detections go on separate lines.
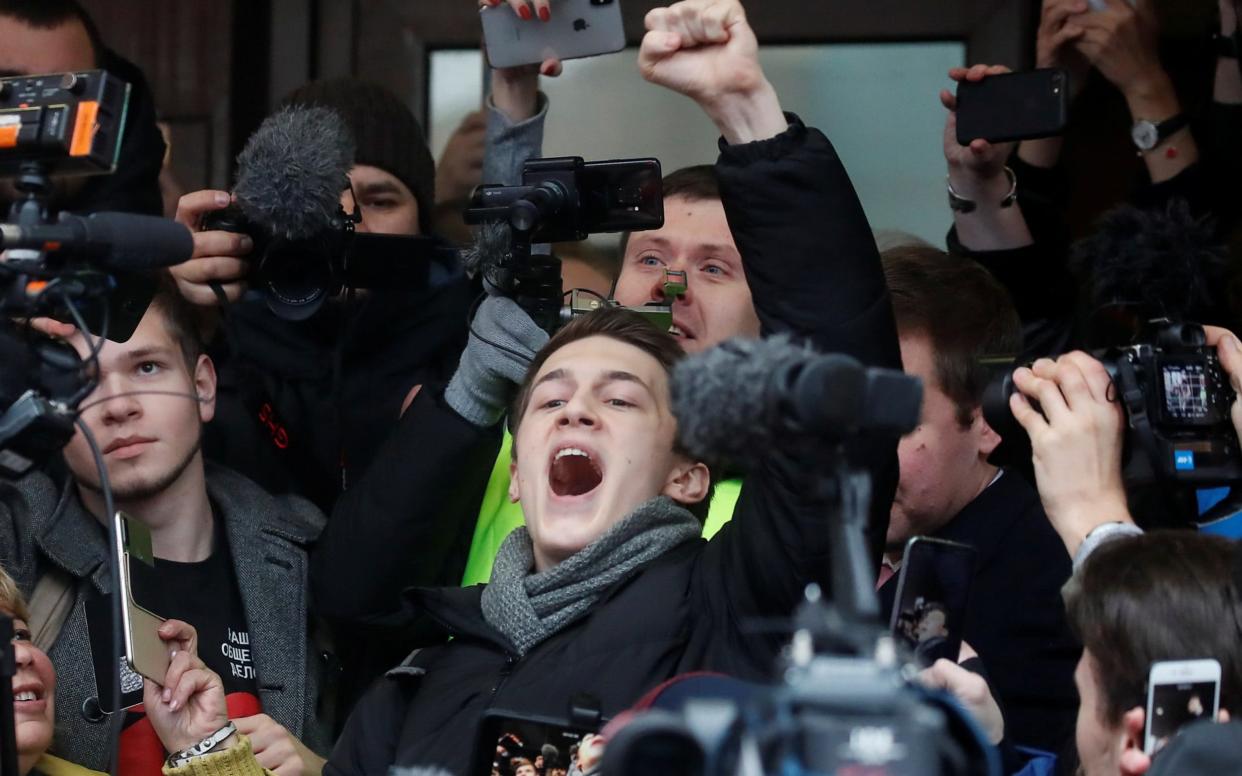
481, 0, 626, 69
1145, 659, 1221, 755
113, 511, 170, 684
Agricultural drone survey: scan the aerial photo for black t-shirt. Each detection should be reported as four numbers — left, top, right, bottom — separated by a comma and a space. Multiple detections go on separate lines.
119, 515, 262, 774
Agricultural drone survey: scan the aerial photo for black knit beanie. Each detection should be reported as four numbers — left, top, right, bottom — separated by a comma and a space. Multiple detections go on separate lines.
281, 78, 436, 234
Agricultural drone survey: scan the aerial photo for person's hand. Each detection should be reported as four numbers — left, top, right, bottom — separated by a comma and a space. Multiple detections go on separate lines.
1009, 352, 1133, 558
1070, 0, 1168, 102
1036, 0, 1092, 100
143, 620, 235, 756
638, 0, 787, 144
1204, 326, 1242, 443
942, 65, 1018, 201
233, 714, 326, 776
172, 190, 253, 307
919, 658, 1005, 744
436, 110, 487, 206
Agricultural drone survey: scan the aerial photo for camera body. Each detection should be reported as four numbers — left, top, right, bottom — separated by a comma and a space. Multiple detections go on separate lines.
199, 204, 355, 321
0, 70, 129, 178
1099, 323, 1241, 485
984, 321, 1242, 487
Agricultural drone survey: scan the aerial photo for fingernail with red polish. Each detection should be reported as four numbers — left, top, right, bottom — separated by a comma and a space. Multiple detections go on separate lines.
539, 5, 551, 21
518, 4, 533, 19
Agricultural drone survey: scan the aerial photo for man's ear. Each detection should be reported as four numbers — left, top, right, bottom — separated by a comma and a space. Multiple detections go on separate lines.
1118, 706, 1152, 776
194, 354, 217, 424
663, 458, 710, 506
972, 406, 1002, 458
508, 454, 520, 504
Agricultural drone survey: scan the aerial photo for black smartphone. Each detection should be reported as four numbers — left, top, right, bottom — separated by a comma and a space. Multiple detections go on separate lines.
471, 710, 603, 776
575, 158, 665, 235
890, 536, 978, 667
955, 68, 1070, 145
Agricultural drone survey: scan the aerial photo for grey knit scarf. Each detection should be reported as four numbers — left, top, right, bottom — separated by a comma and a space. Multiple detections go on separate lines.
480, 495, 701, 656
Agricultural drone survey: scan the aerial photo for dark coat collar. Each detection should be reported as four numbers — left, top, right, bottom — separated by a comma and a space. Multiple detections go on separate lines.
934, 470, 1042, 567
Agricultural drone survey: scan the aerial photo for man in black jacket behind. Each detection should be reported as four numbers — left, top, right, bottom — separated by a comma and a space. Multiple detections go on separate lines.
877, 246, 1081, 754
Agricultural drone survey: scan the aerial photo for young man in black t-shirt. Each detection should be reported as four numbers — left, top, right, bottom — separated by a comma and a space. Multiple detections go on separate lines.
0, 280, 330, 773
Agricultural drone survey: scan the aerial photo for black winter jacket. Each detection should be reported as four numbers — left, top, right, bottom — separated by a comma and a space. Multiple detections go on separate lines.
203, 255, 473, 514
323, 116, 902, 774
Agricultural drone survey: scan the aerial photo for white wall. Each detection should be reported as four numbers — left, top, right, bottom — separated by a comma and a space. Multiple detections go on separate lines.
430, 42, 964, 248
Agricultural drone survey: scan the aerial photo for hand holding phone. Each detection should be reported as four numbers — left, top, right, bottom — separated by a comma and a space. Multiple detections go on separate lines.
481, 0, 625, 69
955, 68, 1070, 146
1145, 659, 1221, 755
890, 537, 978, 667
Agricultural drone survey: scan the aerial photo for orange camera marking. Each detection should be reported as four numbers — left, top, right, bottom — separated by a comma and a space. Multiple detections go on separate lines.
70, 100, 99, 157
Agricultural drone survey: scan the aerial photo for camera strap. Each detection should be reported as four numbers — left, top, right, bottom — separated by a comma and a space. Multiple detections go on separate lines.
1116, 357, 1163, 480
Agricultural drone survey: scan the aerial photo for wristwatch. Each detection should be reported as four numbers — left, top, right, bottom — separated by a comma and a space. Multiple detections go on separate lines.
1131, 113, 1190, 152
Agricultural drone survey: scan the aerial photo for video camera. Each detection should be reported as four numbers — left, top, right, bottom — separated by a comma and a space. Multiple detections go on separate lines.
0, 69, 192, 478
464, 156, 673, 334
983, 320, 1242, 487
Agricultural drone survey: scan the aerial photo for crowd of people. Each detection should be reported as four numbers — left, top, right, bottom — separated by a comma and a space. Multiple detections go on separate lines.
2, 0, 1242, 774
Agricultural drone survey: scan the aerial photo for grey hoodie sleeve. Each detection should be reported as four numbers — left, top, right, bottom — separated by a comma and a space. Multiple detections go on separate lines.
483, 92, 549, 187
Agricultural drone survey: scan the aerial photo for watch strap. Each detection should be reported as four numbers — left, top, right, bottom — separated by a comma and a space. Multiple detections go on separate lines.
165, 721, 237, 768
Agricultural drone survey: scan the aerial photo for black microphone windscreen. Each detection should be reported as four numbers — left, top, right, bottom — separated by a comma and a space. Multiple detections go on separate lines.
234, 105, 355, 241
75, 212, 194, 271
670, 336, 812, 470
1072, 199, 1230, 324
461, 220, 513, 278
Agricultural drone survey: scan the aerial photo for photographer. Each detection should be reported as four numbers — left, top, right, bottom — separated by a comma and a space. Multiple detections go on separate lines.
0, 0, 165, 217
0, 280, 331, 773
314, 0, 899, 663
171, 79, 474, 515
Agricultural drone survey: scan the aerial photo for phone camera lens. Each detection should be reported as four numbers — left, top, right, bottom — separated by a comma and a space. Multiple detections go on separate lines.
590, 0, 614, 5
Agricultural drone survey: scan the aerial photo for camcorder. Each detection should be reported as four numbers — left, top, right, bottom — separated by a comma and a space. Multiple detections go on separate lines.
464, 155, 678, 334
984, 320, 1242, 487
0, 69, 136, 479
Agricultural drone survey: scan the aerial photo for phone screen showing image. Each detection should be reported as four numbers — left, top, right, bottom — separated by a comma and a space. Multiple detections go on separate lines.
1147, 679, 1219, 755
890, 537, 977, 667
473, 713, 602, 776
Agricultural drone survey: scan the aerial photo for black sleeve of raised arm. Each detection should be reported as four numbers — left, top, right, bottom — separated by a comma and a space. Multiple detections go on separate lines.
310, 385, 502, 628
713, 114, 901, 580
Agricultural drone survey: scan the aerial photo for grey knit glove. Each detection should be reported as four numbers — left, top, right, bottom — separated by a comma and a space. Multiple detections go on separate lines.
446, 296, 550, 427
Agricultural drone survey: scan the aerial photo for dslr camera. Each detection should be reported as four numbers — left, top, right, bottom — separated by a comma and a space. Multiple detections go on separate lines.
985, 321, 1242, 486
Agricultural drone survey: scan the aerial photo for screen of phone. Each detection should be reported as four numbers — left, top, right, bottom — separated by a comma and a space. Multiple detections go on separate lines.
890, 537, 977, 666
1148, 680, 1219, 754
473, 713, 602, 776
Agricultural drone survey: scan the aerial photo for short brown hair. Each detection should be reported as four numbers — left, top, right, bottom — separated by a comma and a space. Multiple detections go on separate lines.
1063, 532, 1242, 726
0, 565, 30, 622
882, 246, 1021, 427
508, 307, 712, 519
147, 272, 205, 372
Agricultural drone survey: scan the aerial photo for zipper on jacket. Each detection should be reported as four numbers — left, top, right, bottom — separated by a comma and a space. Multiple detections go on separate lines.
488, 653, 519, 703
